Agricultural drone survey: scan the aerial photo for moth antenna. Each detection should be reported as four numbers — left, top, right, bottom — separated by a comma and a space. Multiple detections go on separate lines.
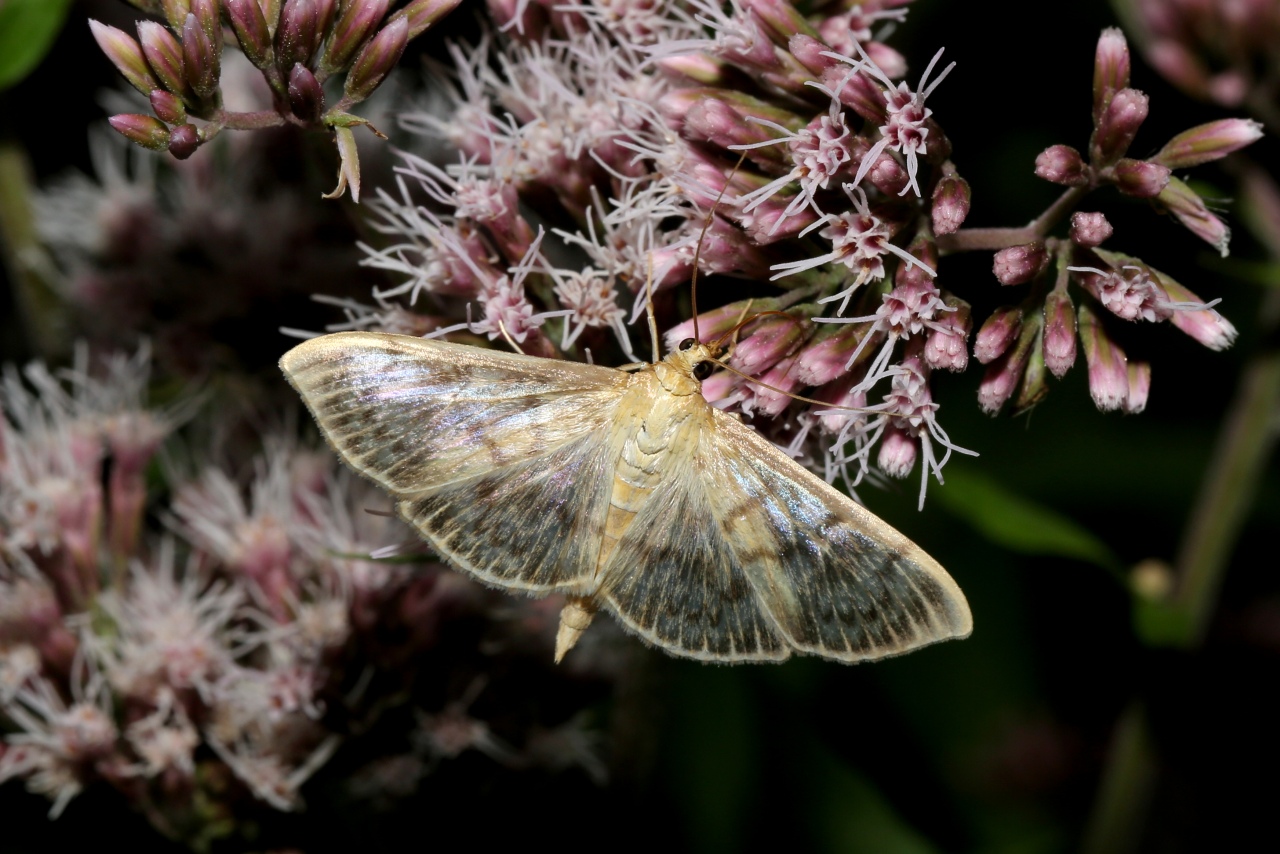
644, 253, 661, 359
706, 356, 919, 421
496, 318, 526, 355
692, 151, 749, 344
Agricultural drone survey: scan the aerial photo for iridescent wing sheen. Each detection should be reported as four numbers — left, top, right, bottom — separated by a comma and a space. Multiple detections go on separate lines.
281, 332, 631, 591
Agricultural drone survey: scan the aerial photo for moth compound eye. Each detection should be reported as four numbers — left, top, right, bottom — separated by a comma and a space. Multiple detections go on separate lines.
678, 338, 696, 351
692, 361, 713, 381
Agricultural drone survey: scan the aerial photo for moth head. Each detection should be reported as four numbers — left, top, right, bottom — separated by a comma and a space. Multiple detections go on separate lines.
672, 336, 719, 382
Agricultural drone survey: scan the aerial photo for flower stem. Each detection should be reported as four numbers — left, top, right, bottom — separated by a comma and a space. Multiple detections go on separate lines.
937, 186, 1091, 253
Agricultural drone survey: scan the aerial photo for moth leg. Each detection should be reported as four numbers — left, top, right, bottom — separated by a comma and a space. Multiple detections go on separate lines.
555, 595, 598, 663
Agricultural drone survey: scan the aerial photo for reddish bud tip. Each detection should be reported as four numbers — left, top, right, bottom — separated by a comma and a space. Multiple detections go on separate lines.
392, 0, 465, 39
1035, 145, 1089, 186
277, 0, 319, 74
993, 242, 1048, 286
226, 0, 273, 69
324, 0, 391, 71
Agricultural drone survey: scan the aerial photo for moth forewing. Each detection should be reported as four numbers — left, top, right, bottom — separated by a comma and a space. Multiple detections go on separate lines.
280, 333, 972, 664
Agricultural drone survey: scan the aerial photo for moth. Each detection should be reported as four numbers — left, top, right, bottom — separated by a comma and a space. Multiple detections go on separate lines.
285, 330, 972, 665
280, 331, 972, 663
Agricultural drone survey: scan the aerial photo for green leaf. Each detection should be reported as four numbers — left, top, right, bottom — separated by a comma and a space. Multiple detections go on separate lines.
0, 0, 74, 90
934, 465, 1122, 573
804, 746, 941, 854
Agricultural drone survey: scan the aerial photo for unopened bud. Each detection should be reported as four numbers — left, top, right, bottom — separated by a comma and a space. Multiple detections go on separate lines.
324, 0, 390, 71
344, 15, 408, 102
1041, 290, 1076, 378
877, 426, 918, 478
109, 113, 172, 151
1069, 212, 1112, 247
730, 313, 809, 376
182, 13, 220, 102
924, 296, 970, 372
993, 242, 1048, 286
974, 306, 1022, 364
288, 63, 325, 122
1035, 145, 1089, 186
1092, 88, 1149, 165
89, 20, 160, 97
931, 171, 970, 235
390, 0, 464, 38
1153, 119, 1265, 169
977, 316, 1038, 416
225, 0, 273, 69
1157, 177, 1230, 256
276, 0, 318, 74
138, 20, 193, 103
1159, 277, 1238, 351
1078, 302, 1128, 412
1014, 329, 1049, 413
1125, 361, 1151, 414
167, 123, 201, 159
1093, 27, 1131, 125
149, 89, 187, 124
1111, 158, 1170, 198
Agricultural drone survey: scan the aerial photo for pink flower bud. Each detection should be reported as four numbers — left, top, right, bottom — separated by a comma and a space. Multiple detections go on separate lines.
974, 306, 1022, 364
1111, 158, 1171, 198
1014, 339, 1049, 413
658, 53, 732, 85
149, 89, 187, 124
109, 113, 172, 151
225, 0, 273, 69
1078, 302, 1129, 412
685, 98, 788, 160
1042, 290, 1077, 378
189, 0, 219, 42
167, 123, 200, 159
288, 63, 325, 122
1092, 88, 1149, 165
863, 148, 909, 197
730, 313, 809, 376
137, 20, 193, 103
813, 375, 868, 436
1159, 277, 1238, 351
795, 323, 863, 386
1124, 361, 1151, 414
1157, 176, 1230, 256
823, 66, 887, 124
345, 15, 408, 102
182, 12, 220, 101
89, 20, 161, 97
978, 316, 1040, 415
993, 242, 1048, 286
931, 172, 970, 235
324, 0, 390, 71
391, 0, 465, 39
877, 426, 917, 478
159, 0, 193, 30
788, 33, 839, 76
742, 0, 811, 44
1069, 212, 1113, 247
752, 357, 802, 416
1153, 119, 1264, 169
1035, 145, 1089, 186
315, 0, 339, 40
276, 0, 319, 74
1093, 27, 1131, 125
924, 297, 970, 372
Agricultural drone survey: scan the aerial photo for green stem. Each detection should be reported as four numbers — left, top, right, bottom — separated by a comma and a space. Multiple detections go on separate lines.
1079, 703, 1157, 854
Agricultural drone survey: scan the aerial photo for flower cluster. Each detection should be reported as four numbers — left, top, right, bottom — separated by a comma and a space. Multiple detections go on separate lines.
91, 0, 462, 198
0, 347, 618, 842
958, 28, 1257, 417
311, 2, 1256, 507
